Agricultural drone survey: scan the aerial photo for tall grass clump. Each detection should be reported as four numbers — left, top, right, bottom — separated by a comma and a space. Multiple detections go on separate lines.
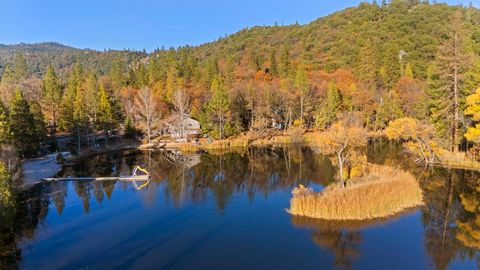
287, 165, 423, 220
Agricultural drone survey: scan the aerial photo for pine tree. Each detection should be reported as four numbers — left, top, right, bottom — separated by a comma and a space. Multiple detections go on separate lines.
294, 64, 309, 127
123, 116, 138, 140
250, 49, 263, 72
97, 84, 115, 145
73, 83, 88, 152
42, 65, 62, 133
164, 67, 177, 103
207, 77, 230, 139
110, 57, 126, 90
9, 89, 39, 157
60, 62, 83, 131
83, 72, 99, 125
13, 50, 28, 81
30, 101, 48, 145
375, 91, 404, 130
435, 11, 471, 152
269, 48, 278, 76
357, 41, 380, 90
381, 45, 402, 90
134, 63, 148, 88
0, 99, 10, 144
147, 55, 162, 85
225, 56, 236, 88
279, 45, 291, 77
464, 58, 480, 99
0, 64, 15, 85
405, 63, 414, 78
316, 81, 341, 129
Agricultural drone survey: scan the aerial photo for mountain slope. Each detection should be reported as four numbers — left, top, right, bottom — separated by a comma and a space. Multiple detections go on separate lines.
1, 1, 479, 88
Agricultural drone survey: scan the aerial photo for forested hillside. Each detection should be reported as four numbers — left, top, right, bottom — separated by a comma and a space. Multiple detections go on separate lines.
0, 42, 145, 77
2, 0, 480, 157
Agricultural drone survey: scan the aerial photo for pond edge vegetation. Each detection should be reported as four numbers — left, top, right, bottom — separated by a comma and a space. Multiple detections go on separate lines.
287, 164, 424, 221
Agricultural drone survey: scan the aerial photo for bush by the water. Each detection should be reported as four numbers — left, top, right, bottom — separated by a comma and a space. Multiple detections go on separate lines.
288, 165, 423, 220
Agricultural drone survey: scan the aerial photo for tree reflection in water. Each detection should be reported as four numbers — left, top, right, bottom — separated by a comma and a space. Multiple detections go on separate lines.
0, 184, 51, 269
1, 145, 480, 269
291, 212, 417, 269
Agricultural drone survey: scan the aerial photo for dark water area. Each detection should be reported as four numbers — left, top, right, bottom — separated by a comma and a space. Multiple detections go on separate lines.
1, 143, 479, 269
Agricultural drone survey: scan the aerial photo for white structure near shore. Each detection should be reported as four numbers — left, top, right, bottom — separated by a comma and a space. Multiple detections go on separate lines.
160, 114, 201, 141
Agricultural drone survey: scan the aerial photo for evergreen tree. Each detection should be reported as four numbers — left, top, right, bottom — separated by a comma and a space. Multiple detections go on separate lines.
164, 67, 177, 103
357, 41, 380, 89
83, 72, 99, 125
316, 81, 342, 129
375, 91, 404, 130
123, 116, 138, 140
225, 56, 236, 88
0, 64, 15, 85
434, 11, 471, 152
405, 63, 414, 78
41, 65, 62, 132
250, 49, 263, 72
110, 57, 126, 90
9, 89, 39, 157
97, 84, 115, 145
294, 64, 309, 126
0, 99, 10, 144
30, 101, 48, 145
73, 83, 88, 152
134, 63, 148, 88
147, 55, 162, 85
269, 48, 278, 76
206, 77, 230, 139
279, 45, 291, 77
13, 50, 28, 81
60, 62, 83, 130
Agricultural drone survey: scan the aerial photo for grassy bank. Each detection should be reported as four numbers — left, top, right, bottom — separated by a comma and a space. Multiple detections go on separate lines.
287, 165, 424, 220
431, 149, 480, 171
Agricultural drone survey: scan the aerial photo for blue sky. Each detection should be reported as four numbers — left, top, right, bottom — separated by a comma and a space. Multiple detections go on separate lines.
0, 0, 478, 51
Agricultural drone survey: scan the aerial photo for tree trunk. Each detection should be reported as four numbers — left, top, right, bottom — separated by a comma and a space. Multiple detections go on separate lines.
219, 116, 223, 140
76, 125, 81, 154
181, 111, 185, 140
452, 32, 459, 153
147, 118, 151, 144
53, 109, 57, 151
338, 151, 345, 188
300, 91, 304, 128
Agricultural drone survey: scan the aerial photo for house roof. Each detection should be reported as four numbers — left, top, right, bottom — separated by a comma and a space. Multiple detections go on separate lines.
161, 114, 199, 125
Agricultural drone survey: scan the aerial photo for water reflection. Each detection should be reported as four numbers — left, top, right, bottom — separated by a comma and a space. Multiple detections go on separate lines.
1, 144, 480, 269
0, 184, 50, 269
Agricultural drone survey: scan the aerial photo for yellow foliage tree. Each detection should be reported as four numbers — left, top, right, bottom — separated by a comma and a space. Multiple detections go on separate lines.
385, 117, 436, 164
464, 88, 480, 143
316, 118, 368, 187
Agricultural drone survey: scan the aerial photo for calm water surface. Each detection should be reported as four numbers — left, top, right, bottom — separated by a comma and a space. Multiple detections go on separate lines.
1, 144, 480, 269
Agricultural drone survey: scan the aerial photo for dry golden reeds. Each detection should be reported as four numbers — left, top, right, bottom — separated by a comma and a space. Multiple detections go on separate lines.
288, 165, 424, 220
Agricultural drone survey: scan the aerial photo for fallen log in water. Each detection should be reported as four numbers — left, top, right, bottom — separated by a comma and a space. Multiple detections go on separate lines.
42, 175, 150, 182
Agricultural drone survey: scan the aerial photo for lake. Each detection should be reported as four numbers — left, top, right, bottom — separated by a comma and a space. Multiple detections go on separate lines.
1, 143, 479, 269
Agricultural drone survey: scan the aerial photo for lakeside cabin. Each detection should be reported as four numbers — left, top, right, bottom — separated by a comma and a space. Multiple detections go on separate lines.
160, 114, 201, 142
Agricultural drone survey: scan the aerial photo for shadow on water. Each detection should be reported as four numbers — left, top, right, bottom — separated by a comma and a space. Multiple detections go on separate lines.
1, 143, 479, 269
